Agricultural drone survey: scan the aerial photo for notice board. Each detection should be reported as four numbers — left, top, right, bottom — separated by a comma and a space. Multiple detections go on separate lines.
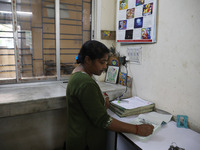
116, 0, 157, 43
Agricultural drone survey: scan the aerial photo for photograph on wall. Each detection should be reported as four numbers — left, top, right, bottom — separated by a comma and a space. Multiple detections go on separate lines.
116, 0, 157, 43
134, 17, 143, 28
143, 3, 153, 16
105, 66, 119, 84
126, 8, 135, 19
118, 72, 127, 86
136, 0, 144, 6
119, 0, 128, 10
141, 27, 151, 39
125, 29, 133, 39
119, 20, 127, 30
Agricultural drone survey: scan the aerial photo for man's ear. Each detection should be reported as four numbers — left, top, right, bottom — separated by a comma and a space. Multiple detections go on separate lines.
84, 56, 92, 65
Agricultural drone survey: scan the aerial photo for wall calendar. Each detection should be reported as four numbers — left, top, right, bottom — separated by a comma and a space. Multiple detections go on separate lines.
116, 0, 157, 43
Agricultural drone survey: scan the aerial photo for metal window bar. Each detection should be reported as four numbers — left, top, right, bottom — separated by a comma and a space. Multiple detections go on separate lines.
60, 23, 82, 26
60, 8, 82, 13
60, 2, 82, 7
0, 1, 11, 4
43, 0, 55, 2
22, 63, 32, 65
29, 0, 34, 77
59, 18, 81, 21
43, 6, 82, 13
60, 39, 82, 41
19, 48, 32, 50
41, 0, 45, 75
0, 70, 16, 72
43, 21, 82, 26
42, 16, 55, 19
60, 53, 77, 55
43, 32, 55, 34
60, 33, 82, 36
43, 48, 56, 50
21, 69, 32, 72
0, 64, 15, 66
33, 58, 43, 60
81, 0, 83, 45
11, 0, 20, 82
0, 48, 14, 50
0, 37, 13, 38
0, 54, 15, 56
0, 31, 13, 33
0, 3, 22, 78
32, 27, 42, 29
17, 23, 23, 77
60, 48, 80, 49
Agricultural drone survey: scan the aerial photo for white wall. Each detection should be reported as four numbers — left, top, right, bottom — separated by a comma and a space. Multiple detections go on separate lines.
101, 0, 200, 132
100, 0, 116, 49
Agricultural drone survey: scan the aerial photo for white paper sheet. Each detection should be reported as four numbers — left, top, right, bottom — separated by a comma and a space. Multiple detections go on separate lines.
111, 96, 153, 110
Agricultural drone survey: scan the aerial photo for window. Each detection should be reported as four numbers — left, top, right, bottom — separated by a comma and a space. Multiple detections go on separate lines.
0, 0, 92, 84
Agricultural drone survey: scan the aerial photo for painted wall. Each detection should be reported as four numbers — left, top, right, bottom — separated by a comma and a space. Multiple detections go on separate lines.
100, 0, 116, 49
0, 109, 67, 150
100, 0, 200, 132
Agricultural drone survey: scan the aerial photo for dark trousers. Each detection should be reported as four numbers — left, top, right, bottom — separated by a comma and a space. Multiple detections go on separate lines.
63, 142, 89, 150
85, 145, 89, 150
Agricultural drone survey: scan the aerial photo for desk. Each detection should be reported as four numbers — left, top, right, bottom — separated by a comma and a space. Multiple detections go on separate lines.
107, 109, 200, 150
0, 81, 129, 150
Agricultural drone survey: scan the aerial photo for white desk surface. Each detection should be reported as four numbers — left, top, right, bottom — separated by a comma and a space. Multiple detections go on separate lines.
108, 109, 200, 150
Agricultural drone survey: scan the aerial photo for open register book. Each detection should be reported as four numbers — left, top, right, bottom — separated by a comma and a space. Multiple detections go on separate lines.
128, 111, 172, 140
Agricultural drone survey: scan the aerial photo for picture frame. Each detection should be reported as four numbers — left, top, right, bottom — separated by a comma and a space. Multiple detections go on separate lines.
118, 72, 127, 86
105, 66, 119, 84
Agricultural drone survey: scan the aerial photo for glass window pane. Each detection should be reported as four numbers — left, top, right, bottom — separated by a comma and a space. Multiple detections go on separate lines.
0, 1, 16, 81
60, 0, 91, 79
0, 0, 92, 83
15, 0, 57, 79
43, 0, 56, 77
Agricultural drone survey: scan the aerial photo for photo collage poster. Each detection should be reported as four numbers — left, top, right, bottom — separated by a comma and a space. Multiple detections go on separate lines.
117, 0, 157, 43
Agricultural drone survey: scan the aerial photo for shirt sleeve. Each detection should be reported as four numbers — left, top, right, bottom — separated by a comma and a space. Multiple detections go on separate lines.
77, 81, 111, 128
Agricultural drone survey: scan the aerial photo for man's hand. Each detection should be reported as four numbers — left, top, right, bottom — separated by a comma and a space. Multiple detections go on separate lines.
104, 92, 110, 109
137, 124, 154, 136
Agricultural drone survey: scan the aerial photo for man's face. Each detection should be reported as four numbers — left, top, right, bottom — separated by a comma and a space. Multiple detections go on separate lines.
90, 54, 108, 76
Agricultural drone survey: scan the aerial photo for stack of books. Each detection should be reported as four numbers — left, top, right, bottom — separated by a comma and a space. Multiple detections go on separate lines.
109, 96, 155, 117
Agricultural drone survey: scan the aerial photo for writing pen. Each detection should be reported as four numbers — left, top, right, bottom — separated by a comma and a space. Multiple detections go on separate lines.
139, 119, 151, 125
117, 99, 129, 103
109, 96, 129, 103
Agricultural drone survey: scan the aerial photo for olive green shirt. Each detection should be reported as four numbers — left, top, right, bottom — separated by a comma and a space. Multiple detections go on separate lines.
66, 72, 111, 150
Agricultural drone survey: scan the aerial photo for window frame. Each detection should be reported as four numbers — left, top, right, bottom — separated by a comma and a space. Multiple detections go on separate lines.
0, 0, 97, 85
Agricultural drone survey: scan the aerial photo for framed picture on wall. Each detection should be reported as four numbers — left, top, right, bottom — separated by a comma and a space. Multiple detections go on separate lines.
105, 66, 119, 84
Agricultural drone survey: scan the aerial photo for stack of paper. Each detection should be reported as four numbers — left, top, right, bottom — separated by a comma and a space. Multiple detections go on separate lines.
109, 96, 155, 117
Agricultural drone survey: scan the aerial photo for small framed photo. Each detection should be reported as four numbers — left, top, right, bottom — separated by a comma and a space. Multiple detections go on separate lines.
118, 72, 127, 86
105, 66, 119, 84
